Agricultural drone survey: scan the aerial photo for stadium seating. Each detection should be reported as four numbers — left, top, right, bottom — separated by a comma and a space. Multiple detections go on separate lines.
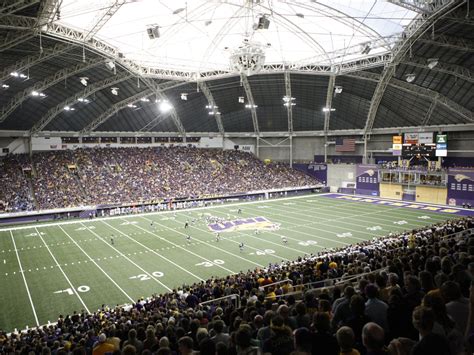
0, 216, 472, 354
0, 147, 319, 212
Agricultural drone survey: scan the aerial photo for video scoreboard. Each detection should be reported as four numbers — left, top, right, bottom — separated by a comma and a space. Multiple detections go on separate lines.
401, 143, 436, 158
393, 133, 447, 158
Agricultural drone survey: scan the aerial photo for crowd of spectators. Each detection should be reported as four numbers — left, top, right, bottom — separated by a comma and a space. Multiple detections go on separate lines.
32, 151, 89, 210
0, 147, 318, 211
0, 154, 34, 212
1, 216, 473, 355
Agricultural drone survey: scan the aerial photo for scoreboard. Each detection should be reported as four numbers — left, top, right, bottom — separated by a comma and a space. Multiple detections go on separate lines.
402, 143, 436, 158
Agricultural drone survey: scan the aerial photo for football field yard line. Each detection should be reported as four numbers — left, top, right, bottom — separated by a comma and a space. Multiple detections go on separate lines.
276, 197, 449, 226
244, 200, 447, 238
0, 192, 465, 234
138, 215, 266, 268
9, 230, 39, 327
244, 205, 378, 240
102, 220, 206, 282
304, 197, 452, 221
191, 211, 307, 261
121, 217, 237, 274
80, 223, 173, 292
161, 213, 299, 259
57, 226, 135, 303
34, 227, 91, 314
0, 193, 327, 233
259, 202, 437, 234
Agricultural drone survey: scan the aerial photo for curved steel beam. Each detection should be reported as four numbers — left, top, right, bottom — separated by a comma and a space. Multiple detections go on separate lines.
0, 0, 40, 19
1, 42, 72, 83
29, 71, 133, 135
297, 2, 390, 50
324, 75, 336, 136
141, 78, 185, 135
0, 57, 102, 123
401, 58, 474, 83
418, 33, 474, 52
80, 89, 153, 134
284, 71, 293, 133
363, 0, 463, 137
348, 70, 473, 123
198, 81, 225, 135
84, 0, 125, 41
241, 75, 259, 135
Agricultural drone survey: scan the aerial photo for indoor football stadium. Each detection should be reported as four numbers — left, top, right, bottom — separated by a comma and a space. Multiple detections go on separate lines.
0, 1, 473, 354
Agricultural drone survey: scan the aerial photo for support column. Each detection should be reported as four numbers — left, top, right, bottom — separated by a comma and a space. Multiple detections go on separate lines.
256, 136, 260, 158
28, 136, 33, 158
289, 135, 293, 168
363, 136, 368, 164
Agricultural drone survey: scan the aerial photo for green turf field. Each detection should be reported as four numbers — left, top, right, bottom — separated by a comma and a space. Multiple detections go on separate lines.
0, 193, 461, 332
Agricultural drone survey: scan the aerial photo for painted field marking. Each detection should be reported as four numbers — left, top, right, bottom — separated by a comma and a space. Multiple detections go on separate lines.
9, 230, 39, 327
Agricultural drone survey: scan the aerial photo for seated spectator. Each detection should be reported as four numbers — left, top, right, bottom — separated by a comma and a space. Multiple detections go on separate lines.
336, 326, 360, 355
411, 306, 451, 355
92, 334, 114, 355
311, 312, 338, 355
361, 323, 388, 355
291, 327, 312, 355
262, 315, 294, 355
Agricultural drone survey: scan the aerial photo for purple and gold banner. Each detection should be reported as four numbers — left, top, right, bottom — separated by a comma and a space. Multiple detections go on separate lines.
356, 164, 379, 196
447, 169, 474, 206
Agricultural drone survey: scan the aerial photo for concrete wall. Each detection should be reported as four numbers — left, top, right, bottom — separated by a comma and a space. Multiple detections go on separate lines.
0, 137, 29, 156
327, 164, 357, 192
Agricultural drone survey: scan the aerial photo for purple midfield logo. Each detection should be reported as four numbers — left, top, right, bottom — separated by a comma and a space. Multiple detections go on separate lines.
208, 216, 281, 233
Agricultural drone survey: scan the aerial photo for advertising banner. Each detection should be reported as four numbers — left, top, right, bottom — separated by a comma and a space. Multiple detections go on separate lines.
418, 132, 433, 144
404, 133, 419, 144
447, 169, 474, 206
356, 164, 379, 196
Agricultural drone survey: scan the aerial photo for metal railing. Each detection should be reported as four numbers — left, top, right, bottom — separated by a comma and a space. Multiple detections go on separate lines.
199, 293, 241, 309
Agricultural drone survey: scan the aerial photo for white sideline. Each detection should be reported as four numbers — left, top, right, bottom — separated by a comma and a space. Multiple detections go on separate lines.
57, 225, 135, 303
102, 220, 206, 282
35, 227, 91, 314
79, 222, 173, 292
10, 230, 40, 327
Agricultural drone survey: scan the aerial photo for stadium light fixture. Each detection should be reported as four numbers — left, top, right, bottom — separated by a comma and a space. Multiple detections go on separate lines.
427, 58, 439, 69
31, 90, 46, 97
405, 74, 416, 83
254, 15, 270, 30
1, 84, 9, 89
159, 100, 172, 113
322, 107, 335, 112
64, 105, 75, 111
105, 61, 115, 71
140, 97, 150, 102
111, 87, 119, 95
361, 43, 371, 55
11, 71, 27, 78
77, 97, 90, 103
245, 104, 258, 108
205, 104, 218, 109
127, 103, 137, 108
79, 77, 88, 86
